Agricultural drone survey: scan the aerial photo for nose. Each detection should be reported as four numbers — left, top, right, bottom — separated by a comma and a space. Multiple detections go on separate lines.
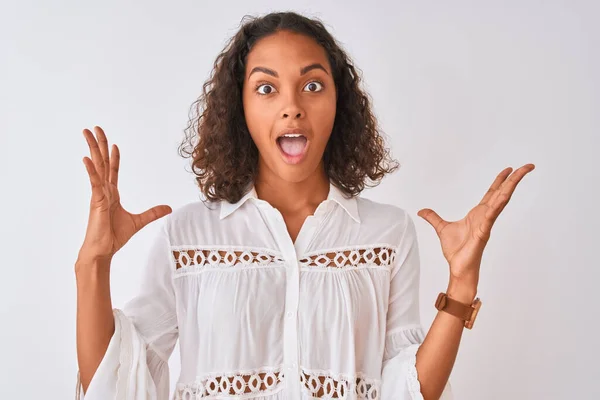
283, 111, 303, 119
281, 93, 305, 119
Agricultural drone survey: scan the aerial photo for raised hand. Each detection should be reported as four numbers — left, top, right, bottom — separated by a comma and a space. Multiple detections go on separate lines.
77, 126, 172, 266
417, 164, 535, 287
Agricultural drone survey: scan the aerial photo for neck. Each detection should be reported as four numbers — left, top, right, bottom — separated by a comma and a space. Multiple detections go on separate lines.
254, 162, 330, 216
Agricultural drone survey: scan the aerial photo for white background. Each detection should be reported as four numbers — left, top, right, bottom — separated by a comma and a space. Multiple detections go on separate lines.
1, 0, 598, 398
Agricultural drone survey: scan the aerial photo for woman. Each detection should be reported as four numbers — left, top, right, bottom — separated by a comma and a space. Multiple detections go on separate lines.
75, 11, 534, 400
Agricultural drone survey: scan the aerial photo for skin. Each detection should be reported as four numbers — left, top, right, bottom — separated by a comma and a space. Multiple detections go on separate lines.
242, 30, 337, 243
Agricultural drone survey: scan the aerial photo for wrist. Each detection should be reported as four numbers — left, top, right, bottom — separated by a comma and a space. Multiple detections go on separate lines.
446, 279, 478, 304
75, 256, 112, 283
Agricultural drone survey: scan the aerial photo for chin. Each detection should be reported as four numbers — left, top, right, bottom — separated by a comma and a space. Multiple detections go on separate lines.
263, 155, 323, 184
274, 165, 315, 184
257, 145, 327, 184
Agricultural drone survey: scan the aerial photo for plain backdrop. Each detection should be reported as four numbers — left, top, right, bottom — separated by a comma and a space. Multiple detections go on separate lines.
1, 0, 598, 399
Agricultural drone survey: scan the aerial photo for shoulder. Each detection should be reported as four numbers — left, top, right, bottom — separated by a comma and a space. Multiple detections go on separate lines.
355, 196, 417, 244
356, 196, 413, 228
355, 196, 408, 219
161, 199, 222, 244
166, 199, 220, 224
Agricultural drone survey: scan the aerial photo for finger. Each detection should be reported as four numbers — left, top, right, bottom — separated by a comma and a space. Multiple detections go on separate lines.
486, 164, 535, 221
94, 126, 110, 182
109, 144, 120, 186
134, 205, 173, 231
82, 156, 102, 188
490, 164, 535, 205
484, 192, 510, 223
82, 129, 106, 182
83, 157, 106, 204
479, 167, 513, 205
417, 208, 448, 235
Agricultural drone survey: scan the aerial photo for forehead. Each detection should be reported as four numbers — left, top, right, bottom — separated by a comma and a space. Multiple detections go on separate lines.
245, 30, 331, 75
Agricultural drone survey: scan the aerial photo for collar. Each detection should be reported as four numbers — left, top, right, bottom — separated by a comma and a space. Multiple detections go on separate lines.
219, 181, 361, 223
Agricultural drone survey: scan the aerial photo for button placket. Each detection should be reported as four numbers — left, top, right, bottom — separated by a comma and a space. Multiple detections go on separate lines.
262, 203, 331, 399
267, 207, 302, 399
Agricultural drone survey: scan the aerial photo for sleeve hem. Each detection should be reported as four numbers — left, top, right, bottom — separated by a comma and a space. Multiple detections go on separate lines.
74, 309, 129, 400
114, 308, 130, 398
383, 326, 425, 362
405, 344, 425, 400
75, 370, 83, 400
403, 344, 454, 400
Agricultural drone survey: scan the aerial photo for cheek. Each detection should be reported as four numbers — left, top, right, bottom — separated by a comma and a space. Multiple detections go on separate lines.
243, 96, 273, 147
309, 95, 337, 143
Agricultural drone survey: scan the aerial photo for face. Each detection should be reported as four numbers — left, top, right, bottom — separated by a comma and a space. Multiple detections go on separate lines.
242, 30, 337, 184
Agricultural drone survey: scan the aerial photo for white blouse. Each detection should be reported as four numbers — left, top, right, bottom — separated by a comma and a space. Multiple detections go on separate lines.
76, 182, 453, 400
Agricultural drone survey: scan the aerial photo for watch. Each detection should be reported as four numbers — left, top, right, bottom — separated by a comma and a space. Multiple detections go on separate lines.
435, 292, 482, 329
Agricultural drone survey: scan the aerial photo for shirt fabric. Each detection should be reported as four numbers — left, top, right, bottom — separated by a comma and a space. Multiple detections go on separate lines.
76, 182, 454, 400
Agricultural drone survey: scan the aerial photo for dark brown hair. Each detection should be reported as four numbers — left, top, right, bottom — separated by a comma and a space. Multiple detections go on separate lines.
178, 11, 399, 203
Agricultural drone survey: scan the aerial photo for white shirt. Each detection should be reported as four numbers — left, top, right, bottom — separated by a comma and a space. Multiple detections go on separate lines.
76, 182, 453, 400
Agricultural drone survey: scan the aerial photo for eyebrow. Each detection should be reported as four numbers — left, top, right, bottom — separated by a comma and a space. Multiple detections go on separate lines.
248, 63, 329, 78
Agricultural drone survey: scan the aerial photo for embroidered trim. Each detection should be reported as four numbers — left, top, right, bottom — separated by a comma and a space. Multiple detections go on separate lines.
299, 246, 397, 270
171, 245, 397, 277
174, 367, 382, 399
172, 248, 285, 271
174, 367, 284, 399
299, 368, 381, 399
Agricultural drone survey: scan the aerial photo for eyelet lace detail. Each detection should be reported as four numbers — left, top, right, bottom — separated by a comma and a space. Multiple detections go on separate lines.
174, 368, 285, 399
171, 246, 395, 272
300, 370, 381, 399
174, 367, 381, 399
172, 248, 285, 271
299, 246, 396, 270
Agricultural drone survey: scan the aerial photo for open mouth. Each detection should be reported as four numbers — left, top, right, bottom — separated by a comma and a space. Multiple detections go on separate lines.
276, 134, 309, 164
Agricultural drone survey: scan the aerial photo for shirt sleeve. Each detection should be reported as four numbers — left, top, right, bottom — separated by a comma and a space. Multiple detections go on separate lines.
76, 219, 179, 400
380, 212, 453, 400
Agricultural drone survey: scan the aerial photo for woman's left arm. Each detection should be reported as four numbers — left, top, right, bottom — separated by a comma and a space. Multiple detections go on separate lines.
415, 276, 478, 400
414, 164, 535, 400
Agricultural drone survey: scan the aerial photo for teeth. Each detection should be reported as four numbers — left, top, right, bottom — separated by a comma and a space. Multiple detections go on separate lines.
281, 133, 303, 138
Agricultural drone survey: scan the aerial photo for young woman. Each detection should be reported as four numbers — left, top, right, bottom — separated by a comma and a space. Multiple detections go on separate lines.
75, 11, 534, 400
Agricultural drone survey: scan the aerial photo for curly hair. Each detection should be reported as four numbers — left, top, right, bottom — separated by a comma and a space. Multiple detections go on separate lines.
178, 11, 399, 204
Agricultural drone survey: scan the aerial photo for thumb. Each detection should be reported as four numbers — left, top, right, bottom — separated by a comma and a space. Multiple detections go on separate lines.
417, 208, 448, 235
136, 205, 172, 231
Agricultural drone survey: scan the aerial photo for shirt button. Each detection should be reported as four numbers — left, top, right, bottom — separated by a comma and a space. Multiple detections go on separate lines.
292, 363, 297, 368
286, 311, 293, 318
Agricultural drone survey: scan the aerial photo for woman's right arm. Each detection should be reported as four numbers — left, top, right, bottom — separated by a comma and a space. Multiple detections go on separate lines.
75, 126, 172, 396
75, 256, 115, 394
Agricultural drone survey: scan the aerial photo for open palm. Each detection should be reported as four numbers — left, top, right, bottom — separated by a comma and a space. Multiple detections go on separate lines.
417, 164, 535, 281
78, 126, 172, 264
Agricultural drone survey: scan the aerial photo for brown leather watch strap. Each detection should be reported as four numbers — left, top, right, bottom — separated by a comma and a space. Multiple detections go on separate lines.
435, 292, 482, 329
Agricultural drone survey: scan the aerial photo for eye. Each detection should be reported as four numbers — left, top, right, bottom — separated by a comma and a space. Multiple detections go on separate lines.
256, 83, 277, 95
304, 81, 324, 92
